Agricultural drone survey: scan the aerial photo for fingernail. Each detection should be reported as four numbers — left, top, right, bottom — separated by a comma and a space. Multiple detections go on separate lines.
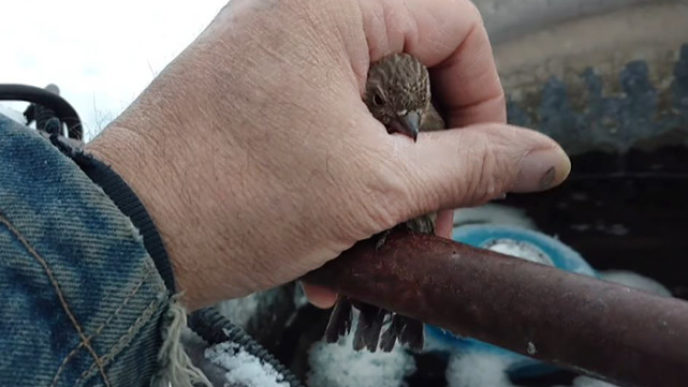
513, 148, 571, 192
540, 167, 556, 190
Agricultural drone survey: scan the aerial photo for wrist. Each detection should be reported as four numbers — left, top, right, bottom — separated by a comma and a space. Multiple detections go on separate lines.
85, 123, 246, 310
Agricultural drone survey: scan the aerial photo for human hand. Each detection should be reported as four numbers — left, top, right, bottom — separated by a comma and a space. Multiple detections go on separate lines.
86, 0, 570, 310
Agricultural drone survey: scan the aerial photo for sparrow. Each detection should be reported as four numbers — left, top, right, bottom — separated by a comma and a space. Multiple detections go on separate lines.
324, 53, 446, 352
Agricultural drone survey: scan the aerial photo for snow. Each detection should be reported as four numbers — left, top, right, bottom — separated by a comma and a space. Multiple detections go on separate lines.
204, 341, 289, 387
446, 352, 622, 387
446, 351, 514, 387
307, 331, 416, 387
483, 238, 554, 266
453, 225, 597, 276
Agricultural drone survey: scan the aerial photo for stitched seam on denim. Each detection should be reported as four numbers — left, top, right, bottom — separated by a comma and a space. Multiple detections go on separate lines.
78, 276, 167, 383
52, 261, 156, 386
0, 211, 111, 387
77, 293, 165, 384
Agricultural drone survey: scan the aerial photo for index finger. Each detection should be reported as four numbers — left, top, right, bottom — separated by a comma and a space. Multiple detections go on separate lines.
359, 0, 505, 127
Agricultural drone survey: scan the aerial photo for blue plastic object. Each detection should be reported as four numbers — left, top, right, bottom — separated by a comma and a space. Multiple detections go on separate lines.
424, 225, 597, 380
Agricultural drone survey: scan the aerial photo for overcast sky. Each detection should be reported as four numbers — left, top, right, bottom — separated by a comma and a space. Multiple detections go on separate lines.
1, 1, 227, 140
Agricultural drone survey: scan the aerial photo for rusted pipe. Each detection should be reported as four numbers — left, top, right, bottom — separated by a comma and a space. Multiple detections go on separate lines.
304, 229, 688, 387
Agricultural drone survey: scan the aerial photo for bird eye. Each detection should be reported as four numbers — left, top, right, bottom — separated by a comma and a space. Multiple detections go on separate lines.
372, 92, 385, 106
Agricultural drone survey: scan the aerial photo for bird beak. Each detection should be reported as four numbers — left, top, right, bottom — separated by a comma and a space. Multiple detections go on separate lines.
390, 111, 420, 142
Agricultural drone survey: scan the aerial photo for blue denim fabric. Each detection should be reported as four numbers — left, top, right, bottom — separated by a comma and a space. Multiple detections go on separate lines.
0, 115, 170, 386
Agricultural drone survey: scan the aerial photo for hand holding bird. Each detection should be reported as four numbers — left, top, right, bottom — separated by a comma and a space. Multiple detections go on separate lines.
88, 0, 570, 311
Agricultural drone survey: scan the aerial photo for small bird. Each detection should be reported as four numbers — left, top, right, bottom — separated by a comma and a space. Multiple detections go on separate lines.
364, 53, 446, 141
324, 53, 446, 352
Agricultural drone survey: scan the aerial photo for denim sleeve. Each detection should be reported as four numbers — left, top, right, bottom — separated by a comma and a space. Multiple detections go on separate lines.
0, 116, 171, 386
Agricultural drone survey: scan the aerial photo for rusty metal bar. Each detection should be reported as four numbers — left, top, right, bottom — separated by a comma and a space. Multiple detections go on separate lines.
305, 230, 688, 387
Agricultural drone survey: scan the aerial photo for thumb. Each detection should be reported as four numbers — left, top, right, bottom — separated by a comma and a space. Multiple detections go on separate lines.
392, 123, 571, 218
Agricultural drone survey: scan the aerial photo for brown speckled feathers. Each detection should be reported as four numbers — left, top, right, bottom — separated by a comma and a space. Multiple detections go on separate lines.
324, 53, 446, 352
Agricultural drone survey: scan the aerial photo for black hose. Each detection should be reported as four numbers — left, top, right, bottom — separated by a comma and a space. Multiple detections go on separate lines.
0, 84, 83, 140
188, 307, 304, 387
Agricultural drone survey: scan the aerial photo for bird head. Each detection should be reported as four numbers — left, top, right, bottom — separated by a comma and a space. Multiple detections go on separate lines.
364, 53, 431, 142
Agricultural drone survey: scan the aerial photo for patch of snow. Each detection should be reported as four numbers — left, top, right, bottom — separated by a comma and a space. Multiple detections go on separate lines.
205, 341, 289, 387
483, 239, 554, 266
445, 348, 621, 387
446, 351, 514, 387
307, 332, 416, 387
